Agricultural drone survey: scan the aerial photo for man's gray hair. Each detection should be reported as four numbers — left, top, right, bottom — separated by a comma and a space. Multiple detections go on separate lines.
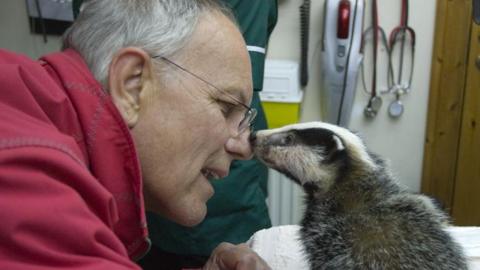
63, 0, 233, 87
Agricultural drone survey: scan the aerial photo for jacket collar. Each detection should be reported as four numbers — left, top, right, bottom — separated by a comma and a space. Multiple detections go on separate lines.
40, 49, 150, 260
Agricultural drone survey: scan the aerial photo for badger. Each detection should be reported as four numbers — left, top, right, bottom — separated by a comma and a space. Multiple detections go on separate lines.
250, 122, 467, 270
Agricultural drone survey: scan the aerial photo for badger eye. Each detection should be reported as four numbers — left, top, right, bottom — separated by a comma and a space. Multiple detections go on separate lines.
283, 134, 294, 145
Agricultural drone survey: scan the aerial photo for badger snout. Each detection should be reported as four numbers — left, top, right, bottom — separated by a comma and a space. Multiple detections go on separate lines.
249, 131, 257, 145
249, 130, 268, 149
250, 130, 272, 163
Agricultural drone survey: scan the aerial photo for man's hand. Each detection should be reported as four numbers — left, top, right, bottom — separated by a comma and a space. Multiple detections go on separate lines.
202, 242, 271, 270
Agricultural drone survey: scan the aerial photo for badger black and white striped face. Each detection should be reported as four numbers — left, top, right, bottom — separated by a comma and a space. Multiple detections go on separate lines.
251, 122, 376, 192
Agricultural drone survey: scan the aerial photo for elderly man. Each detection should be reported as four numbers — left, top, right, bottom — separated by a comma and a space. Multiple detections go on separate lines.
137, 0, 278, 269
0, 1, 269, 269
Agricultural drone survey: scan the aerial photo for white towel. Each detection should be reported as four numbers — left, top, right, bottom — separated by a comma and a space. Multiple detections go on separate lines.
249, 225, 480, 270
446, 227, 480, 269
248, 225, 309, 270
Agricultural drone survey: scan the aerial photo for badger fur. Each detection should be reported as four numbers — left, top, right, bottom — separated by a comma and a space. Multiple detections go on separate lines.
251, 122, 467, 270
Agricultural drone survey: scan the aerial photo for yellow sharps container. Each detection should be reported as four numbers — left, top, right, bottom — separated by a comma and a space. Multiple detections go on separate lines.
260, 60, 303, 128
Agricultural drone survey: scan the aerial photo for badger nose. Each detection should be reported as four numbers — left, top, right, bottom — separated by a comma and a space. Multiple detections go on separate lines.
249, 131, 257, 145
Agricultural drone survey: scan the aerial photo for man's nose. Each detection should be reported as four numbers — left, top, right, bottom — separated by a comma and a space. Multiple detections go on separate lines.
226, 129, 253, 160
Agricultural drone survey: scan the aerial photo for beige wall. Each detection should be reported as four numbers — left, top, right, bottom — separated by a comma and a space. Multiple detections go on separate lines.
0, 0, 62, 58
0, 0, 436, 193
268, 0, 437, 192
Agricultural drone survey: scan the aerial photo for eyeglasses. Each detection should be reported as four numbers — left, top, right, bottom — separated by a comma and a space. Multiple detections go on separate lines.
151, 55, 257, 136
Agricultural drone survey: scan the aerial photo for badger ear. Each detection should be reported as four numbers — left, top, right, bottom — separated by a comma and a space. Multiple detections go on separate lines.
322, 133, 345, 163
332, 134, 345, 151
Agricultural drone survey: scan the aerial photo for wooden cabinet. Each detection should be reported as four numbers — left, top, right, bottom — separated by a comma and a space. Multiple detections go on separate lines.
452, 22, 480, 225
422, 0, 480, 226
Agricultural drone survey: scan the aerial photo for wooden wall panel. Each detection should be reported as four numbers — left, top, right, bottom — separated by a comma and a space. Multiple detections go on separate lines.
452, 23, 480, 225
421, 0, 472, 212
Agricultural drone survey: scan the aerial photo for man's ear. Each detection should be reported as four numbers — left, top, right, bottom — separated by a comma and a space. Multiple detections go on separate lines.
108, 47, 154, 128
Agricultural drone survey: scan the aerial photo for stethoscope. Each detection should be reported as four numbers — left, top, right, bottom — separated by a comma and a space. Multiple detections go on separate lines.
361, 0, 415, 119
385, 0, 415, 118
360, 0, 391, 118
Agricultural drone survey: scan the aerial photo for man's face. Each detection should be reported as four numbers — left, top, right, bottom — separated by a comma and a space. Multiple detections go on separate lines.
131, 12, 253, 226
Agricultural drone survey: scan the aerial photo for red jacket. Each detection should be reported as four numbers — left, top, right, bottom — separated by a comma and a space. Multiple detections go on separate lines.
0, 49, 150, 269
